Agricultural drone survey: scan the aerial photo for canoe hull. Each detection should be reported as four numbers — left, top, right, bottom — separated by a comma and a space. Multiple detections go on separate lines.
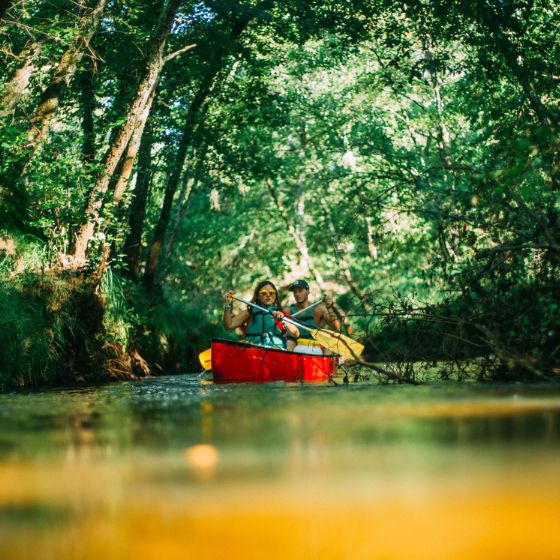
211, 338, 336, 383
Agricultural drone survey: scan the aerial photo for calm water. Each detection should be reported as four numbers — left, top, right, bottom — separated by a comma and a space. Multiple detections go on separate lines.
1, 375, 560, 559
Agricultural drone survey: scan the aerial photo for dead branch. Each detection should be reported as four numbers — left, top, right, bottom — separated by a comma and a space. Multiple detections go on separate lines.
345, 359, 421, 385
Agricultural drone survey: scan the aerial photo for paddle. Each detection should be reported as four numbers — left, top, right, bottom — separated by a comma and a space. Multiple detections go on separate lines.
291, 299, 322, 317
234, 296, 364, 360
199, 347, 212, 371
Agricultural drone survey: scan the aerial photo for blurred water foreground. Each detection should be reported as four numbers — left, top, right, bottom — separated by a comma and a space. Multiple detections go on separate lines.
1, 375, 560, 559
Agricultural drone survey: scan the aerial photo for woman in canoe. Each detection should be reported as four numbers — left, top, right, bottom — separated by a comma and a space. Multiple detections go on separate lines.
223, 280, 299, 349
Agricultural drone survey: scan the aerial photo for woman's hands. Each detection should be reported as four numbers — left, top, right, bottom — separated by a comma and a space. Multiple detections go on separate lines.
272, 309, 298, 337
271, 310, 284, 321
223, 291, 234, 316
222, 291, 250, 330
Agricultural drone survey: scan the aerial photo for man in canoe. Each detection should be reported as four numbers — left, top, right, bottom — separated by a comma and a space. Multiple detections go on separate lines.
284, 279, 340, 354
223, 280, 299, 349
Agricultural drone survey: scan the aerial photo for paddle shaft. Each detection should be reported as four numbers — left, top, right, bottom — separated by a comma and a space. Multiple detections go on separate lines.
200, 296, 353, 369
291, 299, 322, 318
233, 296, 308, 332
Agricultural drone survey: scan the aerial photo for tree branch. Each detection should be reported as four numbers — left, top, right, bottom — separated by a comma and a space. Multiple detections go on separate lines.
164, 43, 196, 63
347, 359, 422, 385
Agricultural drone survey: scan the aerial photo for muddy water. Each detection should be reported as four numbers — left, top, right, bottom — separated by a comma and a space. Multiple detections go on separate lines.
1, 376, 560, 559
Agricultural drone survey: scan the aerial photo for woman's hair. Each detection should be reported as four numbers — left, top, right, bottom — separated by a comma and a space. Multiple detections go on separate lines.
249, 279, 281, 316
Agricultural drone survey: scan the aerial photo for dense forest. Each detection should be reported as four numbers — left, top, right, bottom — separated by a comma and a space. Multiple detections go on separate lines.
0, 0, 559, 388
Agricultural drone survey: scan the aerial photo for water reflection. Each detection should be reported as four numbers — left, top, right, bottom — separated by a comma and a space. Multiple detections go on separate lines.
1, 377, 560, 559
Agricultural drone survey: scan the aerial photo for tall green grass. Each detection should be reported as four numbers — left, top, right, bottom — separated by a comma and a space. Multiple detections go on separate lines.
0, 230, 220, 388
0, 279, 68, 388
100, 267, 135, 348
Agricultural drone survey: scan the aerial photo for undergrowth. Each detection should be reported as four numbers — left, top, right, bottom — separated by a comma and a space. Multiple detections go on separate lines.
0, 233, 219, 389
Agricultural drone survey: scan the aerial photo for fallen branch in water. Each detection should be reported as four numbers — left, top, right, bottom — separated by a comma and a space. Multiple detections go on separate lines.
475, 324, 555, 381
343, 359, 422, 385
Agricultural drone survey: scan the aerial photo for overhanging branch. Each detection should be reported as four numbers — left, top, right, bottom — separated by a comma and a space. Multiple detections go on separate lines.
164, 43, 196, 63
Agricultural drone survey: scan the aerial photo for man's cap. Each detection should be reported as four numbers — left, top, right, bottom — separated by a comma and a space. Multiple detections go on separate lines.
289, 279, 310, 291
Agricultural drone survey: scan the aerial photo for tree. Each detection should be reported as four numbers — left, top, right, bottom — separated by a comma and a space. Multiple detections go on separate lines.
25, 0, 109, 152
70, 0, 190, 264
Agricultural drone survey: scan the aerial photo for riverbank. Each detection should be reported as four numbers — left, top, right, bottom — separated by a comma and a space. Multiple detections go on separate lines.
2, 267, 559, 390
1, 232, 558, 390
0, 270, 134, 389
365, 282, 560, 382
0, 266, 217, 391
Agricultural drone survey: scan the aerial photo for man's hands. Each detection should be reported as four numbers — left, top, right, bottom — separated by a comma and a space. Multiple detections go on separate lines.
322, 294, 340, 332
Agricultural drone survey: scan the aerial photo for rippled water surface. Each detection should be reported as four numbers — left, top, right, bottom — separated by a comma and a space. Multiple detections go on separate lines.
1, 375, 560, 559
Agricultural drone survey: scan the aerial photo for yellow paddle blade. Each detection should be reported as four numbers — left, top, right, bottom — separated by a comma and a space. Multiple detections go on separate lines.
310, 329, 364, 360
199, 348, 212, 371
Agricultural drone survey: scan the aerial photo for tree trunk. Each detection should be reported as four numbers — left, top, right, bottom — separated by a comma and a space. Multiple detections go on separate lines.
112, 83, 158, 205
142, 93, 202, 289
477, 4, 559, 192
486, 12, 559, 191
26, 0, 108, 151
107, 86, 158, 265
432, 76, 452, 173
162, 143, 208, 258
423, 47, 454, 186
267, 129, 325, 286
365, 216, 378, 260
424, 51, 460, 263
267, 179, 354, 332
106, 84, 158, 268
78, 60, 96, 164
71, 0, 184, 264
478, 3, 555, 131
122, 121, 155, 281
143, 19, 251, 290
159, 177, 196, 263
0, 40, 43, 117
267, 179, 325, 287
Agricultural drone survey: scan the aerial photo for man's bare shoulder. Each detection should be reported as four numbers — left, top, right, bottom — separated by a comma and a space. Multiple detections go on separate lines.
313, 302, 329, 318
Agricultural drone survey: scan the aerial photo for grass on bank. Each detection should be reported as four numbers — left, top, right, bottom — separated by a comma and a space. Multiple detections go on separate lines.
0, 233, 221, 389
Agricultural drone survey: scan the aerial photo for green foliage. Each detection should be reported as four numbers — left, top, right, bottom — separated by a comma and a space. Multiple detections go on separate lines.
1, 0, 559, 383
0, 275, 84, 389
101, 268, 221, 372
100, 267, 138, 348
0, 283, 51, 387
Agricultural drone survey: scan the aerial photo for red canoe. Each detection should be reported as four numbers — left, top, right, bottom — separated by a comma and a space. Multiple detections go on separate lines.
211, 338, 337, 383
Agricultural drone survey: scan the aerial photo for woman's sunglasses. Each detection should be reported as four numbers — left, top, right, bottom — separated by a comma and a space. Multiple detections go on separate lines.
258, 289, 276, 296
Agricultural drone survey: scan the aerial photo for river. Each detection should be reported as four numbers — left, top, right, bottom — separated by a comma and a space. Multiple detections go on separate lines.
1, 375, 560, 559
